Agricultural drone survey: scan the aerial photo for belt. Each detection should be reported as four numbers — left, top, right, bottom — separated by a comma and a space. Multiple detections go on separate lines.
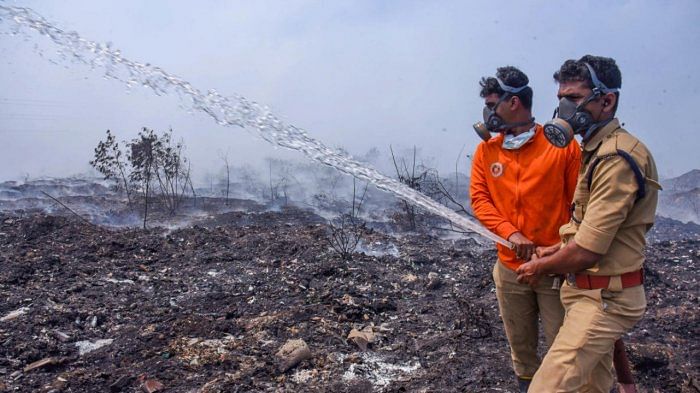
567, 269, 644, 290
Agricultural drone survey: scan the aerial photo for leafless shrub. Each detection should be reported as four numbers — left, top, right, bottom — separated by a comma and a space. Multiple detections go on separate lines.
264, 158, 303, 205
389, 145, 475, 234
389, 146, 423, 230
219, 150, 231, 206
310, 165, 344, 203
237, 164, 264, 199
327, 178, 369, 260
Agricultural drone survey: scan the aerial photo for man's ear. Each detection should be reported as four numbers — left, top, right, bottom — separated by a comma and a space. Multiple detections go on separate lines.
509, 96, 520, 111
602, 92, 617, 114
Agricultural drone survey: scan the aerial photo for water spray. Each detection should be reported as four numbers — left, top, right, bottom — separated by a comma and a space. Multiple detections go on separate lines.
0, 5, 513, 248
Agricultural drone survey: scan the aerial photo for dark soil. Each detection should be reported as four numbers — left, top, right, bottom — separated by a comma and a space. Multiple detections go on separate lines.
0, 205, 697, 392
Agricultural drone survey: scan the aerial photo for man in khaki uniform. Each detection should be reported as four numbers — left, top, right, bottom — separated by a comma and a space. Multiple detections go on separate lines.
516, 55, 660, 392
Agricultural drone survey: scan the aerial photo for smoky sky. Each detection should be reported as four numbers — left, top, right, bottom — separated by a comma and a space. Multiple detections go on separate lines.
1, 0, 699, 182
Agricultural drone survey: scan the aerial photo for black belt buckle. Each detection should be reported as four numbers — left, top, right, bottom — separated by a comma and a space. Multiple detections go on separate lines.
566, 273, 577, 287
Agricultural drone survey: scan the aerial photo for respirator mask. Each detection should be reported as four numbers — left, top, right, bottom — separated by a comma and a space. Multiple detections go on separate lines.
473, 78, 534, 142
543, 63, 619, 148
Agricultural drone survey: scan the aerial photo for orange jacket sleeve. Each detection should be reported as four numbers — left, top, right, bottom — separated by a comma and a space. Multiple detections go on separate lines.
469, 144, 519, 240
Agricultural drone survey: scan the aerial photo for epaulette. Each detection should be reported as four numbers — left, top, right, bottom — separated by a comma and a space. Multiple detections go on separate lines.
586, 128, 646, 200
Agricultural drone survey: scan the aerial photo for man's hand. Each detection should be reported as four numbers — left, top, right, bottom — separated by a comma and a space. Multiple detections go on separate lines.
516, 241, 601, 285
516, 255, 541, 287
508, 232, 536, 261
535, 243, 561, 258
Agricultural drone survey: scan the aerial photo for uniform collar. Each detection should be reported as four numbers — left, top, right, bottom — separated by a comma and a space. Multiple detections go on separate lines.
582, 118, 621, 152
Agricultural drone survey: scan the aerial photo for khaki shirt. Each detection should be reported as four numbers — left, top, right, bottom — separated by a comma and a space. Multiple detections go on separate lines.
560, 119, 660, 276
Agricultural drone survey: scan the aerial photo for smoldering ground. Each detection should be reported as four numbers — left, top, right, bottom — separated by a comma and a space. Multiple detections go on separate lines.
0, 175, 697, 392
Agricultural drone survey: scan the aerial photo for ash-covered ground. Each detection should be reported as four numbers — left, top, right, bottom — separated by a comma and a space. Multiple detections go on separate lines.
0, 181, 698, 392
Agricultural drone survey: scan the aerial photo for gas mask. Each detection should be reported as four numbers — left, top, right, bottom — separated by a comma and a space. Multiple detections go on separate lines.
543, 63, 619, 148
473, 78, 534, 142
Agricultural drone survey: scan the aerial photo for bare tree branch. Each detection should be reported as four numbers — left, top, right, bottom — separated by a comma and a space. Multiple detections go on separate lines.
41, 191, 98, 228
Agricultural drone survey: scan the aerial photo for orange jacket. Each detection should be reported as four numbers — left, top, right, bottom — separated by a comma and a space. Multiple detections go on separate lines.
470, 124, 581, 271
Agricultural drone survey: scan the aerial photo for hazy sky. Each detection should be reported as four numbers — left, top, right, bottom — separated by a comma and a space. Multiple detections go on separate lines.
1, 0, 699, 182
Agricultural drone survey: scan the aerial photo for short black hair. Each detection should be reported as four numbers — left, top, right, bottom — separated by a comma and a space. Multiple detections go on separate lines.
554, 55, 621, 112
479, 66, 533, 110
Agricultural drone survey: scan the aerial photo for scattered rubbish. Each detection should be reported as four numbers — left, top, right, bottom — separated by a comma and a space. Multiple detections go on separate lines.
109, 375, 133, 392
141, 378, 164, 393
102, 277, 135, 285
276, 339, 312, 373
0, 203, 695, 391
347, 327, 377, 351
342, 352, 421, 387
23, 357, 64, 373
75, 339, 114, 355
52, 330, 71, 342
291, 368, 318, 384
356, 240, 400, 258
426, 272, 441, 290
169, 336, 238, 366
1, 307, 29, 322
401, 273, 418, 283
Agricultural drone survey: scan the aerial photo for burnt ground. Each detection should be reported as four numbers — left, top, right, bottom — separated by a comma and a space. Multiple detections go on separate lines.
0, 204, 698, 392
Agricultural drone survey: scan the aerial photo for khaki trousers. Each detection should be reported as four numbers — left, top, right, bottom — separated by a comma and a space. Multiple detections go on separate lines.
529, 281, 646, 393
493, 261, 565, 378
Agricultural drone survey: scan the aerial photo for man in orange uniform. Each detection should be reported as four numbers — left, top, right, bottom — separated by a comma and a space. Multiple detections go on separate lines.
469, 66, 580, 392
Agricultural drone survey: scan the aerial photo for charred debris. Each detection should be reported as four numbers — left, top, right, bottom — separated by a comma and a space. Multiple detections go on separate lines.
0, 192, 697, 392
0, 146, 698, 392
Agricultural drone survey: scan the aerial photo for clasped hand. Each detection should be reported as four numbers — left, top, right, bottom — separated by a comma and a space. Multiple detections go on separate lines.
515, 243, 560, 287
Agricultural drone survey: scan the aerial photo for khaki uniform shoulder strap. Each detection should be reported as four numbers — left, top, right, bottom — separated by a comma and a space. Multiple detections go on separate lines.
586, 128, 646, 200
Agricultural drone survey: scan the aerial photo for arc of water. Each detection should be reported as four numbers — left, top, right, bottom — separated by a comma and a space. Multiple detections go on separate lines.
0, 5, 513, 248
